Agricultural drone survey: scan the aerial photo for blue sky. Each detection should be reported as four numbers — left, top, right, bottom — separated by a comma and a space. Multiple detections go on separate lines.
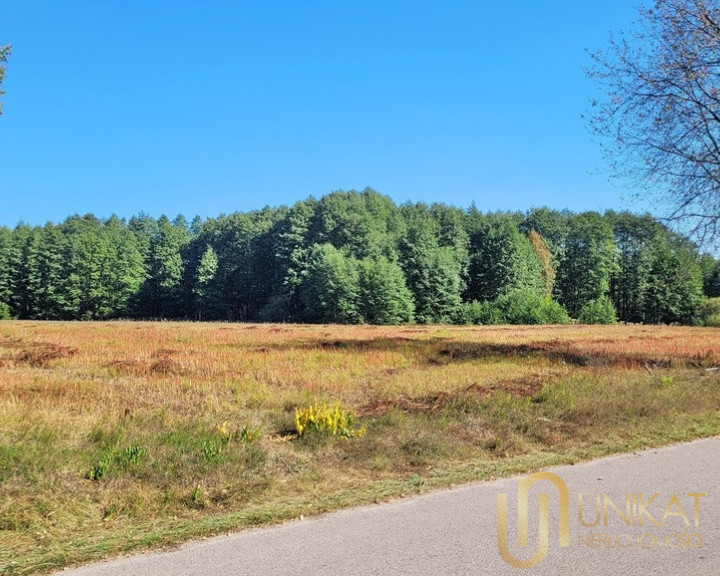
0, 1, 640, 227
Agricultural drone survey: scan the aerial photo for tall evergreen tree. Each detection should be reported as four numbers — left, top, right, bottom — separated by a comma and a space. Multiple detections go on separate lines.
102, 215, 145, 318
30, 223, 66, 319
555, 212, 616, 317
203, 210, 278, 321
136, 215, 190, 318
399, 204, 462, 323
7, 224, 36, 318
644, 233, 704, 324
260, 200, 316, 322
193, 244, 220, 320
308, 188, 402, 260
607, 211, 657, 322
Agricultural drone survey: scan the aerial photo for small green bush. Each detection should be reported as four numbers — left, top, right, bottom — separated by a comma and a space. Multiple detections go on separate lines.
478, 300, 505, 325
698, 298, 720, 327
483, 289, 570, 325
453, 300, 484, 325
537, 298, 572, 324
0, 302, 11, 320
578, 296, 617, 324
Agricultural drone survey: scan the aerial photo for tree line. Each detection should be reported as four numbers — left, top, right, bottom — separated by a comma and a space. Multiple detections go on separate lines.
0, 189, 718, 325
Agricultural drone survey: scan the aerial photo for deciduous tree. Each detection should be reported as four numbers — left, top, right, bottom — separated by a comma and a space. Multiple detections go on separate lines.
588, 0, 720, 244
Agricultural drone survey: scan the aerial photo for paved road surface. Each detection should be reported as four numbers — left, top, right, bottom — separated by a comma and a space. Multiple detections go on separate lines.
60, 437, 719, 575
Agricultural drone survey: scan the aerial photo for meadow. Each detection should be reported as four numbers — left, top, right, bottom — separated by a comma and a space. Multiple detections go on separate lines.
1, 321, 719, 575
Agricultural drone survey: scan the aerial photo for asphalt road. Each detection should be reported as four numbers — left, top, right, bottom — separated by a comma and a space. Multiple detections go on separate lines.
59, 437, 719, 576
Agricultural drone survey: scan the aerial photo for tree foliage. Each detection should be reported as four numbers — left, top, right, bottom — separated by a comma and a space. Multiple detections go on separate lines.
555, 212, 616, 317
301, 244, 362, 324
399, 204, 463, 323
527, 229, 556, 297
698, 297, 720, 326
488, 289, 571, 325
699, 252, 720, 296
588, 0, 720, 244
644, 232, 704, 323
465, 212, 544, 302
358, 257, 415, 325
194, 244, 219, 320
578, 296, 618, 324
0, 190, 711, 325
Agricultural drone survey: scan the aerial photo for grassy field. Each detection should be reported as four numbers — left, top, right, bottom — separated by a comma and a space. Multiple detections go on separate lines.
1, 321, 719, 575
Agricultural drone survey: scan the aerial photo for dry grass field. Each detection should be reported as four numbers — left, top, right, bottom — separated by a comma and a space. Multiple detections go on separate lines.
1, 321, 719, 575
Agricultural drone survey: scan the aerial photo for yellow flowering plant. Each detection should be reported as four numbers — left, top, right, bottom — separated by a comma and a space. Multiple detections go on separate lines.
294, 402, 366, 438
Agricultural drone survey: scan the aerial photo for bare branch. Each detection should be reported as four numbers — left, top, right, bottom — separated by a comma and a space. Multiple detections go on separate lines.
0, 43, 11, 115
587, 0, 720, 247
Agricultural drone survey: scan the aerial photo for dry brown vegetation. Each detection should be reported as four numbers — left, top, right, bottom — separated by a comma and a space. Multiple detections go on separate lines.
0, 321, 719, 575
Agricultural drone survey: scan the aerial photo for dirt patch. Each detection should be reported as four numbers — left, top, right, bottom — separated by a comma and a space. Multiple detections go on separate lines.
107, 351, 184, 376
0, 337, 24, 349
107, 359, 145, 374
358, 375, 549, 417
149, 357, 183, 375
14, 342, 78, 368
425, 340, 714, 370
357, 397, 441, 417
152, 348, 178, 358
465, 379, 542, 398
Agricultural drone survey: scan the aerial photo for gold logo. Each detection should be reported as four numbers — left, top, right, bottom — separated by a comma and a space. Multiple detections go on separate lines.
497, 472, 570, 569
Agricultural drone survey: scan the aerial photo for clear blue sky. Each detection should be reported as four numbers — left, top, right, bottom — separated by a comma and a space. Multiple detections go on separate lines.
0, 1, 641, 227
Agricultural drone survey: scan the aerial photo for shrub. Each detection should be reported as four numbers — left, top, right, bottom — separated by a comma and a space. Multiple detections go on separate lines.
0, 302, 10, 320
453, 300, 484, 325
697, 298, 720, 327
495, 289, 535, 324
578, 296, 617, 324
488, 289, 571, 325
538, 298, 572, 324
478, 300, 506, 325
